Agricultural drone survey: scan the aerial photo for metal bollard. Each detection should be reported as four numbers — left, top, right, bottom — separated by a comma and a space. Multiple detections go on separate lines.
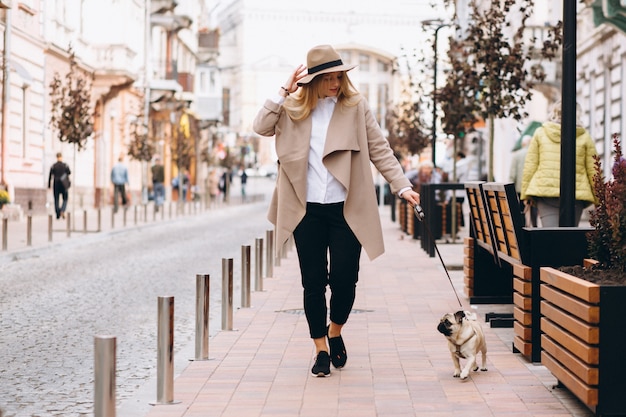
154, 296, 179, 405
48, 215, 53, 242
123, 207, 127, 227
241, 245, 251, 308
97, 208, 102, 232
143, 204, 148, 222
221, 258, 233, 331
2, 217, 7, 251
66, 212, 71, 237
265, 230, 274, 278
255, 238, 264, 291
26, 215, 32, 246
134, 205, 138, 225
94, 335, 116, 417
111, 208, 115, 229
194, 274, 210, 360
83, 210, 87, 233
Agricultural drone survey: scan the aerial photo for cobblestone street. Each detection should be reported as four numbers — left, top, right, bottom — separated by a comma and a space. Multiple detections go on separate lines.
0, 181, 274, 417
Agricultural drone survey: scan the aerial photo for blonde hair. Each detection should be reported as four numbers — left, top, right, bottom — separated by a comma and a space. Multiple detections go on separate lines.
283, 71, 360, 121
548, 100, 584, 127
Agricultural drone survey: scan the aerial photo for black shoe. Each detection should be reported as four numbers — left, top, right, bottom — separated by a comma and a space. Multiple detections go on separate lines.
311, 351, 331, 377
328, 329, 347, 368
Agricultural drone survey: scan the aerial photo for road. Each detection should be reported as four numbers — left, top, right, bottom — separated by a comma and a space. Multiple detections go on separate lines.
0, 178, 276, 417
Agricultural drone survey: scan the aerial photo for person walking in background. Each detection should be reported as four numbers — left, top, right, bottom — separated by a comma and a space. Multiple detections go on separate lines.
509, 136, 537, 227
151, 156, 165, 211
240, 166, 248, 202
207, 168, 219, 206
48, 152, 71, 220
521, 101, 597, 227
111, 155, 129, 213
182, 169, 190, 201
219, 168, 232, 203
253, 44, 420, 377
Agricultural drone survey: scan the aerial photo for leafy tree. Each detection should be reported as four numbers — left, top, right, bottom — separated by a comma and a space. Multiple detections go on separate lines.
439, 37, 481, 162
441, 0, 562, 181
49, 47, 94, 151
385, 52, 431, 158
172, 110, 196, 171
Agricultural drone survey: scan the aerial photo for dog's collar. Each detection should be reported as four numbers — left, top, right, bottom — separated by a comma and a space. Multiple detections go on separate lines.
454, 329, 477, 358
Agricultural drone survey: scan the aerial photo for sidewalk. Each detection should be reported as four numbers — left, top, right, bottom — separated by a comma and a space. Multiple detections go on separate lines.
138, 210, 594, 417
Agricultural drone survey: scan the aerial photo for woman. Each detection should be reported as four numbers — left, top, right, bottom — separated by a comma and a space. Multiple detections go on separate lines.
521, 101, 596, 227
253, 45, 420, 377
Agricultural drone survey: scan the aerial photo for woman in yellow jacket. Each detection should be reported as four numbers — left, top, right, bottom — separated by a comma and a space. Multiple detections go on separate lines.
521, 101, 596, 227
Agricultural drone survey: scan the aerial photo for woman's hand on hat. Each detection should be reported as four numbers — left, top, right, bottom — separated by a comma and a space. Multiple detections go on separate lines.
283, 65, 307, 94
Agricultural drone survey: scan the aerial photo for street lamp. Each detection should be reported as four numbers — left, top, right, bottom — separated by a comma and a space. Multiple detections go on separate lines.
422, 19, 451, 167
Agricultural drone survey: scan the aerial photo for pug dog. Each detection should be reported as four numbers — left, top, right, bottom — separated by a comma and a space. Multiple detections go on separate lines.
437, 310, 488, 379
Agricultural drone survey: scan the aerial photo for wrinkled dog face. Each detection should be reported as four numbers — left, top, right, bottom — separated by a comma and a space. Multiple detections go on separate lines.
437, 311, 466, 337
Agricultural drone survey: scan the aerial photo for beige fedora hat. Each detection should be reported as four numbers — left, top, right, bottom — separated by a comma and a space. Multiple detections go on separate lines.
297, 45, 357, 86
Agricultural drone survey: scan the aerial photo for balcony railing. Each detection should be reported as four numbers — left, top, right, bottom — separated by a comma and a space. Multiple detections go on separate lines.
93, 44, 138, 74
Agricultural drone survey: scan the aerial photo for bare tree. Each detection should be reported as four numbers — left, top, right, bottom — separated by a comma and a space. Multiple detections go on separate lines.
49, 47, 94, 151
127, 101, 156, 163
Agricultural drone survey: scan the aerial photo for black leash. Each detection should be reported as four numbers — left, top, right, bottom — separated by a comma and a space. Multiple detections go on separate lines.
413, 204, 463, 307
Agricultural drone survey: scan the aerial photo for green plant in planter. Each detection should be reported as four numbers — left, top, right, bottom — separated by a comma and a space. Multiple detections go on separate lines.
586, 133, 626, 277
0, 189, 9, 206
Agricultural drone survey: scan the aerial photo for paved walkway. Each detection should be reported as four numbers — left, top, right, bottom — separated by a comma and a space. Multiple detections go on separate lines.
137, 210, 594, 417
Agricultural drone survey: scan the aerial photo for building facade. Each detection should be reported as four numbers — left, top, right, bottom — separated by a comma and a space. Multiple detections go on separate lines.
214, 0, 444, 169
0, 0, 215, 214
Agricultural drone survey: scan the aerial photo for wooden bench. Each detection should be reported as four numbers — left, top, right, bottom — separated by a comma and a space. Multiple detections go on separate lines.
463, 182, 513, 305
464, 181, 593, 362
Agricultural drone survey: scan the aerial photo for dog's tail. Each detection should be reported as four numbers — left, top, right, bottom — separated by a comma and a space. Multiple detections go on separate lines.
463, 311, 478, 321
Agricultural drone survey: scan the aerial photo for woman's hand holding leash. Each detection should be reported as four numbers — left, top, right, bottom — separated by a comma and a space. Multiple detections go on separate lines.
401, 190, 421, 220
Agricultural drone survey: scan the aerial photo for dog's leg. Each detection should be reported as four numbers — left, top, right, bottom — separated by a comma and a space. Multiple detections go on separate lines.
460, 353, 476, 379
451, 352, 461, 378
480, 345, 488, 371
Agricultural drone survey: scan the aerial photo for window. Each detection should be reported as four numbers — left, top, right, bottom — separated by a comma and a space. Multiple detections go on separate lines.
359, 54, 370, 72
360, 84, 370, 102
21, 86, 28, 158
377, 59, 389, 73
222, 87, 230, 126
376, 84, 389, 126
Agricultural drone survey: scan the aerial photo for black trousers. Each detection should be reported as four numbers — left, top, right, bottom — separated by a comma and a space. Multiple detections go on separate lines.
293, 202, 362, 340
53, 182, 68, 219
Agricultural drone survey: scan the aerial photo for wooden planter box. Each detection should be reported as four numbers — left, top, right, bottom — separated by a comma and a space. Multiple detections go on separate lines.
540, 266, 626, 416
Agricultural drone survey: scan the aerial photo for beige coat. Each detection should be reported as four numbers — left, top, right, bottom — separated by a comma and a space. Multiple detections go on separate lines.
253, 96, 412, 260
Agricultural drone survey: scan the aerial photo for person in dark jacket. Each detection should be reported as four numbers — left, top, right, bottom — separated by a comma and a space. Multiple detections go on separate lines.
48, 152, 71, 219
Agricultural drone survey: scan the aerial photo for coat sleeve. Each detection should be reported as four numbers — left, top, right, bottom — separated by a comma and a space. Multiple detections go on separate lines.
521, 133, 540, 200
583, 132, 597, 202
362, 102, 412, 194
253, 99, 282, 137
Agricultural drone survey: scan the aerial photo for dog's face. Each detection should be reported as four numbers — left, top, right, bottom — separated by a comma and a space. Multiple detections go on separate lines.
437, 311, 467, 337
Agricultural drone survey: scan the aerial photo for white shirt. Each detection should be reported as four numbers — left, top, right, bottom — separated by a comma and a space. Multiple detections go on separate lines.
306, 97, 346, 203
273, 94, 411, 201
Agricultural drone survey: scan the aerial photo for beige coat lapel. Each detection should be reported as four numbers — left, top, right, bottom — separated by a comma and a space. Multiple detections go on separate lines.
274, 117, 311, 208
323, 104, 360, 190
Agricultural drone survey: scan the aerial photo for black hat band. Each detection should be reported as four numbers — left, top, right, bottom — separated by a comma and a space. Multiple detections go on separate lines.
308, 59, 344, 75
